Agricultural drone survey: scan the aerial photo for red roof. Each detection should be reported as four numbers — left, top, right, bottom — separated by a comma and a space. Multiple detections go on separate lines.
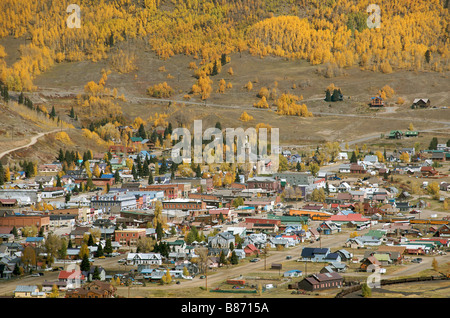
58, 270, 85, 280
328, 213, 370, 222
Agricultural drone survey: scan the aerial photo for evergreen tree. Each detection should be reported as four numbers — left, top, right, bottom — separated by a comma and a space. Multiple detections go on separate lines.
325, 89, 331, 102
87, 234, 95, 246
80, 254, 91, 272
156, 222, 164, 241
57, 148, 65, 162
211, 60, 219, 76
13, 263, 21, 276
104, 238, 113, 255
425, 49, 431, 64
132, 164, 138, 180
230, 251, 239, 265
428, 137, 438, 150
114, 169, 121, 183
138, 123, 146, 139
148, 170, 153, 185
92, 266, 101, 280
221, 53, 227, 66
0, 162, 4, 185
96, 243, 104, 257
350, 151, 357, 163
18, 92, 24, 104
50, 106, 56, 118
56, 175, 62, 187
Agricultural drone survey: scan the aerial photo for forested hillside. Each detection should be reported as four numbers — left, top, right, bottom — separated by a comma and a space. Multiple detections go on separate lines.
0, 0, 448, 92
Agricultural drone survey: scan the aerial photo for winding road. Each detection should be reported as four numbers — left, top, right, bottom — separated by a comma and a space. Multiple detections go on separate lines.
0, 129, 60, 160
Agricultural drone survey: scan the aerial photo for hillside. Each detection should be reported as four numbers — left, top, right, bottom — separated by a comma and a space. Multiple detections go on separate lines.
0, 0, 449, 163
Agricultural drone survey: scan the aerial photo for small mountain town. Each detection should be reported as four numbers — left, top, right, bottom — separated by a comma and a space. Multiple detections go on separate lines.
0, 128, 449, 300
0, 0, 449, 309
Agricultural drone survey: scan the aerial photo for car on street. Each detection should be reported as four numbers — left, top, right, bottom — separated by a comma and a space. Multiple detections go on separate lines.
250, 258, 260, 262
411, 258, 423, 263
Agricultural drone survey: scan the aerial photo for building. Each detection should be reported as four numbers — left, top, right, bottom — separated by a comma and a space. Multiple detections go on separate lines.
274, 172, 314, 187
297, 272, 343, 291
13, 285, 46, 298
115, 228, 147, 247
370, 96, 384, 107
41, 187, 65, 198
411, 98, 430, 109
140, 184, 184, 199
0, 211, 50, 231
126, 252, 163, 266
162, 199, 206, 211
246, 176, 281, 192
65, 281, 117, 298
90, 192, 137, 214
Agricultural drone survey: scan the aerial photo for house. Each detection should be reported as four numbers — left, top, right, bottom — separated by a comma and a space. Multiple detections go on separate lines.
433, 225, 450, 237
297, 272, 343, 291
208, 232, 235, 248
370, 96, 384, 107
58, 269, 86, 289
321, 262, 347, 273
14, 285, 46, 298
335, 249, 353, 262
301, 247, 330, 262
420, 166, 437, 177
243, 244, 259, 257
283, 270, 303, 278
345, 236, 382, 248
350, 164, 366, 174
411, 98, 430, 109
318, 221, 341, 235
126, 253, 163, 266
387, 130, 403, 139
65, 281, 117, 298
82, 266, 106, 281
360, 255, 381, 271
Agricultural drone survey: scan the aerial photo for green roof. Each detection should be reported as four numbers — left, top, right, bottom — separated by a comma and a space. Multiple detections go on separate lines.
367, 230, 385, 239
373, 254, 390, 262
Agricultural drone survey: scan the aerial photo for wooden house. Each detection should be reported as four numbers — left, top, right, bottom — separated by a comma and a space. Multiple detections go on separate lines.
411, 98, 430, 109
296, 272, 343, 291
370, 96, 384, 107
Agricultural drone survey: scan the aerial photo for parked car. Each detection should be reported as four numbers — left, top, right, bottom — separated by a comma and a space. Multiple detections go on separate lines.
250, 258, 260, 262
411, 258, 423, 263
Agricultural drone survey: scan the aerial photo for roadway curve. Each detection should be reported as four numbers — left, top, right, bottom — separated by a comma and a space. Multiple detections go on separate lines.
0, 129, 61, 160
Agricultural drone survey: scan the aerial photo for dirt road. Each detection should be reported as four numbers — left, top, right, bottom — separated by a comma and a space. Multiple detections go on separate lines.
0, 129, 61, 160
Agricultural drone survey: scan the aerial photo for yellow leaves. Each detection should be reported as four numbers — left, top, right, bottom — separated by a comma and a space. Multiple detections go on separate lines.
253, 96, 269, 109
0, 45, 6, 59
244, 81, 253, 91
239, 111, 253, 122
275, 94, 313, 117
378, 85, 395, 100
148, 112, 169, 128
379, 60, 393, 74
217, 79, 227, 93
110, 49, 138, 74
191, 75, 212, 100
147, 82, 174, 98
132, 117, 146, 129
55, 131, 73, 145
396, 97, 405, 105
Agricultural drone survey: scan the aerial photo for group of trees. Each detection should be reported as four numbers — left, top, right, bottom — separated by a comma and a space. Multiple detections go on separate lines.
1, 0, 447, 94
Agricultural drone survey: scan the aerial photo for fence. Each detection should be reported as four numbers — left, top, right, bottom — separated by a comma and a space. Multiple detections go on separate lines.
335, 275, 449, 298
